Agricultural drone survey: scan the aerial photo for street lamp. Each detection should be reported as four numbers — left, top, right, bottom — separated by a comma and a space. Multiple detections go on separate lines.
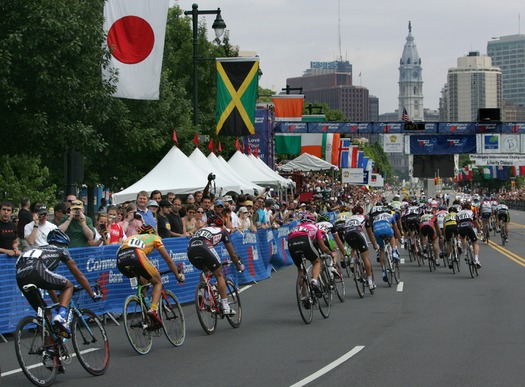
184, 3, 226, 127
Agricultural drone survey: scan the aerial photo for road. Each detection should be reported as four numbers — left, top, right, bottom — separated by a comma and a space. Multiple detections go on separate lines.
2, 210, 525, 386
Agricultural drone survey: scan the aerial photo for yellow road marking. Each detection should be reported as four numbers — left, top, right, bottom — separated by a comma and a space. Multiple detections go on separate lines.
509, 221, 525, 229
487, 240, 525, 268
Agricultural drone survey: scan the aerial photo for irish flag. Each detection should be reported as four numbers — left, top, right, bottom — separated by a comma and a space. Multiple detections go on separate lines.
275, 133, 340, 164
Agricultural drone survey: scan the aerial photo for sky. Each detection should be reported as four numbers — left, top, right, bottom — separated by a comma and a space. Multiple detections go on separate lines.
175, 0, 525, 114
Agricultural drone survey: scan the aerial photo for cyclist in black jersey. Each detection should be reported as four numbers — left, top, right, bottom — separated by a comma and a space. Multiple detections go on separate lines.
15, 229, 99, 337
187, 214, 244, 315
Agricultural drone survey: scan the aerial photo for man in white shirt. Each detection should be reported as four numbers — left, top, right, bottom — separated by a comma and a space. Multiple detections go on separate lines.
24, 205, 58, 250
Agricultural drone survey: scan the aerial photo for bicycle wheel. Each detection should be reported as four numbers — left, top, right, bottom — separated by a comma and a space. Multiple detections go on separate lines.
467, 246, 476, 278
296, 274, 314, 324
407, 238, 415, 263
344, 256, 353, 278
427, 243, 435, 272
384, 249, 393, 287
333, 265, 345, 302
353, 256, 365, 298
15, 315, 58, 386
501, 227, 506, 246
71, 309, 110, 375
161, 290, 186, 346
225, 279, 242, 328
195, 282, 217, 335
122, 295, 152, 355
317, 267, 332, 319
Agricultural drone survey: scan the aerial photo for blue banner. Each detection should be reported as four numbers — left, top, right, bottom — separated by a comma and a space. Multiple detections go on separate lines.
410, 135, 477, 154
0, 225, 300, 334
243, 108, 274, 166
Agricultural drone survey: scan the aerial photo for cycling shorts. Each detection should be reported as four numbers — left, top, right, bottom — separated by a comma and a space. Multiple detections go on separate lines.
343, 228, 369, 253
116, 248, 159, 280
419, 222, 436, 241
187, 238, 222, 272
497, 212, 509, 223
373, 222, 393, 248
480, 212, 491, 220
444, 224, 458, 241
16, 260, 69, 312
288, 234, 320, 267
458, 222, 477, 242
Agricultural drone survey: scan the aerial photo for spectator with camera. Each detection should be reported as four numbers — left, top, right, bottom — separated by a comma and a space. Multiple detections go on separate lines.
58, 200, 96, 248
93, 213, 110, 246
121, 203, 143, 238
24, 204, 58, 250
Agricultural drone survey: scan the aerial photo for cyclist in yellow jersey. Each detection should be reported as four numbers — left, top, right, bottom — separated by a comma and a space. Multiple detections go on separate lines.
443, 207, 459, 268
116, 225, 185, 325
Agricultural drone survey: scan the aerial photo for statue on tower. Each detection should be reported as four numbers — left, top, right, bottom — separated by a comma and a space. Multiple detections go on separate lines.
408, 21, 412, 33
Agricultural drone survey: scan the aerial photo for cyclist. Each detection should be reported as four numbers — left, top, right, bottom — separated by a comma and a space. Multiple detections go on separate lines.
479, 197, 493, 241
444, 206, 460, 268
116, 225, 185, 326
288, 214, 333, 304
316, 214, 346, 276
457, 202, 481, 269
187, 214, 244, 316
496, 201, 510, 241
15, 229, 100, 338
403, 201, 422, 255
419, 207, 442, 266
340, 205, 376, 290
367, 204, 401, 282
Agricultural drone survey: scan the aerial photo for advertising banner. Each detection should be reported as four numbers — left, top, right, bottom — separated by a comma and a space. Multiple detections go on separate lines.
382, 133, 404, 153
470, 154, 525, 166
409, 135, 476, 154
341, 168, 365, 183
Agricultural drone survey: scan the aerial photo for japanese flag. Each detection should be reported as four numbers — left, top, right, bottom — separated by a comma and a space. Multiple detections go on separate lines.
103, 0, 170, 100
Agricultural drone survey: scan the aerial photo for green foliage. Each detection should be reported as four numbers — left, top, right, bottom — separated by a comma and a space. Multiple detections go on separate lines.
363, 141, 394, 179
0, 155, 57, 205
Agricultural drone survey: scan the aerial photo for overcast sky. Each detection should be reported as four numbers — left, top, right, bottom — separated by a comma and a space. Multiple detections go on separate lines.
176, 0, 524, 114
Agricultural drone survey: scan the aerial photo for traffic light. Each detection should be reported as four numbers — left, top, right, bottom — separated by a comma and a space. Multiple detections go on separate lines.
434, 177, 438, 185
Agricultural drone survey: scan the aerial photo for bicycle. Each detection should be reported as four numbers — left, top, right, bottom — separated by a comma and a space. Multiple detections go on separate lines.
500, 221, 507, 246
464, 239, 479, 278
351, 249, 374, 297
382, 237, 400, 287
482, 219, 490, 243
296, 254, 331, 324
449, 233, 461, 274
425, 238, 437, 272
122, 270, 185, 354
414, 232, 425, 267
321, 253, 345, 303
439, 235, 448, 268
406, 234, 416, 263
195, 261, 242, 334
14, 283, 109, 386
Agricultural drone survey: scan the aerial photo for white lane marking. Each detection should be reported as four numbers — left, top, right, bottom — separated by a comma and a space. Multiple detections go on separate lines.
238, 285, 252, 293
400, 258, 405, 264
397, 282, 404, 292
1, 348, 99, 377
289, 346, 365, 387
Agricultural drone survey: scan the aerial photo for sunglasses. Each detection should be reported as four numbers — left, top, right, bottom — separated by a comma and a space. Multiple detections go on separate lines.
196, 211, 204, 214
188, 210, 196, 213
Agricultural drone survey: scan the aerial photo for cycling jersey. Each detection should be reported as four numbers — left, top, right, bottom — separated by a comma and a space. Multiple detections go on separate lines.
187, 226, 232, 272
288, 222, 324, 266
444, 212, 457, 227
118, 234, 165, 255
435, 210, 448, 229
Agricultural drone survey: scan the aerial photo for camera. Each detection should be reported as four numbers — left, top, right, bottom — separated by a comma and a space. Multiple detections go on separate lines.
99, 224, 106, 231
74, 210, 80, 215
208, 173, 216, 181
133, 212, 142, 220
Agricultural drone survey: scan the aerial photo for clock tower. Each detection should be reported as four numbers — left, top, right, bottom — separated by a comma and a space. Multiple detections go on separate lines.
398, 21, 423, 121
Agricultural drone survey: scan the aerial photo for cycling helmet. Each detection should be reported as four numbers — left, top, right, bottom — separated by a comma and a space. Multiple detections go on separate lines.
391, 202, 402, 211
47, 229, 70, 246
500, 200, 506, 205
337, 213, 351, 222
207, 213, 224, 227
438, 205, 447, 211
448, 206, 458, 213
392, 195, 400, 201
138, 225, 156, 235
317, 214, 330, 223
352, 205, 364, 215
300, 214, 317, 223
461, 201, 471, 210
375, 201, 383, 206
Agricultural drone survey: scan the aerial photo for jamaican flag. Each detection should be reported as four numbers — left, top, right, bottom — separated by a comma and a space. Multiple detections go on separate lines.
216, 57, 259, 136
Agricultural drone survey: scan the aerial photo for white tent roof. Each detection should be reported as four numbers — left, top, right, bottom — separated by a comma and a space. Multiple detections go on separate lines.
228, 151, 285, 188
207, 153, 263, 194
278, 152, 339, 172
247, 154, 294, 187
189, 148, 253, 194
112, 146, 209, 204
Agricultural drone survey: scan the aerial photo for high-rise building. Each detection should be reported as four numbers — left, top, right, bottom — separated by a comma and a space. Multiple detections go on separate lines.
286, 60, 370, 121
487, 34, 525, 106
398, 21, 424, 121
446, 51, 502, 121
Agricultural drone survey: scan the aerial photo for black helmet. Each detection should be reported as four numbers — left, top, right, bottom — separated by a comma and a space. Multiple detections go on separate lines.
138, 225, 156, 235
207, 213, 224, 227
47, 229, 70, 246
317, 214, 330, 223
352, 205, 364, 215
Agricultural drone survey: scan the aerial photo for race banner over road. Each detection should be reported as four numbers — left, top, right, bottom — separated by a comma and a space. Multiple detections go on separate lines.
409, 135, 476, 154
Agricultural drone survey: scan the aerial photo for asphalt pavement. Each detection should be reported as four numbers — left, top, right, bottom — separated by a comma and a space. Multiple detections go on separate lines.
2, 210, 525, 386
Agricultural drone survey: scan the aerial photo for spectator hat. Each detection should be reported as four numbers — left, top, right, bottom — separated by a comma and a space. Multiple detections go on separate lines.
238, 206, 248, 213
187, 194, 194, 200
70, 200, 84, 210
214, 200, 225, 207
37, 205, 48, 215
223, 195, 233, 202
147, 200, 159, 208
245, 200, 254, 207
159, 199, 172, 208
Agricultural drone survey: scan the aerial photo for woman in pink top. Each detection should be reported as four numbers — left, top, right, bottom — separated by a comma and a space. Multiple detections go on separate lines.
121, 203, 143, 238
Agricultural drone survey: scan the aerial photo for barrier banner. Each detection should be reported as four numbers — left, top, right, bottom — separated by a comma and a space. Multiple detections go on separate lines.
0, 227, 294, 334
410, 135, 476, 154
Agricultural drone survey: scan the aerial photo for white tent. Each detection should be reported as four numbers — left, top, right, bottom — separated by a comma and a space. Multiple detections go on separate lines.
112, 146, 209, 204
207, 153, 263, 194
278, 152, 339, 172
189, 148, 256, 194
247, 154, 294, 188
228, 151, 284, 188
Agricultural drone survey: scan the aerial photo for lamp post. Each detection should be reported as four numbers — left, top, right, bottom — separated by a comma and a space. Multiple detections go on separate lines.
184, 3, 226, 127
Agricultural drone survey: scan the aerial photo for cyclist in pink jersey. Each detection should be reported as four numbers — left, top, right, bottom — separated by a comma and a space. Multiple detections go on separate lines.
288, 214, 333, 298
